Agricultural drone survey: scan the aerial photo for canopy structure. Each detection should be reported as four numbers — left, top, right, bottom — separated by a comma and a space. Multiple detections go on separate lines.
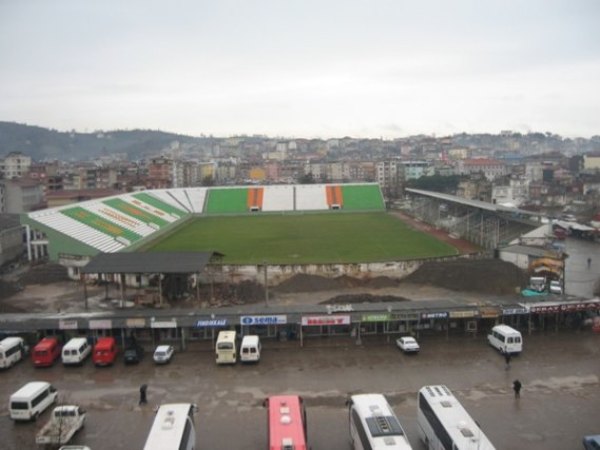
80, 251, 224, 308
81, 251, 223, 274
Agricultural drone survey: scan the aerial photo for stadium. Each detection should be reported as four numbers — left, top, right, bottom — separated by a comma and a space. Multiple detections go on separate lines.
21, 183, 459, 278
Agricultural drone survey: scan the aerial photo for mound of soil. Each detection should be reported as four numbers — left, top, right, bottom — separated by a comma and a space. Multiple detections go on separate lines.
274, 274, 398, 293
402, 258, 528, 295
0, 280, 23, 303
322, 293, 410, 304
274, 274, 358, 293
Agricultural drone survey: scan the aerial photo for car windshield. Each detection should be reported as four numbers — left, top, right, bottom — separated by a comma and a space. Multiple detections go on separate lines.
155, 352, 165, 357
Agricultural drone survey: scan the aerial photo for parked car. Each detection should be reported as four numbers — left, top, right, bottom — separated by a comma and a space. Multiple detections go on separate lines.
549, 280, 563, 295
123, 344, 144, 364
153, 345, 174, 364
583, 434, 600, 450
395, 336, 420, 353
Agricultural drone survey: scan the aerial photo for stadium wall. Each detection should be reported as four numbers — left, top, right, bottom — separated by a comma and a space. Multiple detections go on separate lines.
207, 254, 478, 285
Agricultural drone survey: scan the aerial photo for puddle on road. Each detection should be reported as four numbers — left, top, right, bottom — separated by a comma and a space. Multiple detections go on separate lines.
528, 374, 599, 391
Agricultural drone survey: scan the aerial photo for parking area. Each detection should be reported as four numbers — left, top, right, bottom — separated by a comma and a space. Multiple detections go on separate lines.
1, 330, 599, 449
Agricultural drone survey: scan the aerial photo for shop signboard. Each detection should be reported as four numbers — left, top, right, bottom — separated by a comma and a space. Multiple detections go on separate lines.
449, 310, 477, 319
151, 319, 177, 329
529, 301, 600, 314
126, 318, 146, 328
240, 315, 287, 326
394, 312, 420, 321
195, 319, 228, 328
502, 307, 529, 316
361, 313, 391, 322
301, 315, 351, 326
59, 319, 78, 330
89, 319, 112, 330
420, 312, 449, 320
478, 307, 501, 319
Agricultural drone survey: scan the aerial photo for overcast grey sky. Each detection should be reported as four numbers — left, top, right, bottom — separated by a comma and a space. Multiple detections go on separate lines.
1, 0, 599, 138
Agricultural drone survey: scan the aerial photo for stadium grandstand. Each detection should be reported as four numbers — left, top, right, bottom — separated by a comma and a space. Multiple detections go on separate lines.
21, 183, 385, 262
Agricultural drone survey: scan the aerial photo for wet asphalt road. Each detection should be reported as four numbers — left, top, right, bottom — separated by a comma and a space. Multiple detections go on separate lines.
0, 331, 599, 450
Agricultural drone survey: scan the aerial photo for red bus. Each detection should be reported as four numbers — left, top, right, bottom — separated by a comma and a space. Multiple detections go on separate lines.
92, 337, 118, 366
264, 395, 308, 450
31, 337, 61, 367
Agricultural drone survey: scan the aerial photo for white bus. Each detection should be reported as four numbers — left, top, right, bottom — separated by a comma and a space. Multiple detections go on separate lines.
487, 325, 522, 355
417, 385, 495, 450
9, 381, 58, 421
348, 393, 412, 450
143, 403, 198, 450
0, 336, 27, 369
215, 330, 237, 364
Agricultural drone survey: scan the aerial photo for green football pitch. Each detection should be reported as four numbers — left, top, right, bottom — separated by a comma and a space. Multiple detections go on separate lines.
145, 212, 458, 264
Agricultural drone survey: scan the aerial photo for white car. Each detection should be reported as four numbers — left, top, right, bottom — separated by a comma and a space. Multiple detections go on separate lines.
153, 345, 174, 364
396, 336, 420, 353
549, 280, 563, 295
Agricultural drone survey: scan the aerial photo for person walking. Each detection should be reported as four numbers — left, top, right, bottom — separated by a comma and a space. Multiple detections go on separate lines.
504, 352, 512, 370
513, 379, 522, 398
139, 384, 148, 405
588, 257, 592, 269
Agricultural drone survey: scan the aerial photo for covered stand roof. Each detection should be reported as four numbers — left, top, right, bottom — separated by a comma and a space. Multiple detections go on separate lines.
81, 251, 223, 274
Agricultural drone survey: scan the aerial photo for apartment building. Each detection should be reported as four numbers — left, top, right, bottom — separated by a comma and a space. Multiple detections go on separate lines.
0, 152, 32, 179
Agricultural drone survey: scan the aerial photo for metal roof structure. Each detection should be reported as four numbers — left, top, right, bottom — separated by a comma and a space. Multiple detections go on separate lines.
405, 188, 542, 217
81, 251, 223, 274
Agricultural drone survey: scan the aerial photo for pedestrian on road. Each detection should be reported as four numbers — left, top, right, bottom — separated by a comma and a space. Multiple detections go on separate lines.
588, 257, 592, 269
513, 379, 522, 398
504, 352, 511, 370
139, 384, 148, 405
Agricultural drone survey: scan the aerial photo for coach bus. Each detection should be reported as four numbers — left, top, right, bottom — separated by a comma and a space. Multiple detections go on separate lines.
264, 395, 308, 450
143, 403, 198, 450
348, 393, 412, 450
417, 385, 495, 450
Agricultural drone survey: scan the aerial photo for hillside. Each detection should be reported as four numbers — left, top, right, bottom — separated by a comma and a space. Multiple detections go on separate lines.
0, 121, 199, 160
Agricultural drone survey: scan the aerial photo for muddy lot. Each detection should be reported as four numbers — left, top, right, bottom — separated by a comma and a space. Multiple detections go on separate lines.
0, 332, 598, 450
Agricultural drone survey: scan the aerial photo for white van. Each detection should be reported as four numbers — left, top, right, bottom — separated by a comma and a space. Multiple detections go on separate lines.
240, 335, 261, 363
0, 336, 27, 369
9, 381, 58, 421
487, 324, 523, 355
62, 337, 91, 365
215, 331, 237, 364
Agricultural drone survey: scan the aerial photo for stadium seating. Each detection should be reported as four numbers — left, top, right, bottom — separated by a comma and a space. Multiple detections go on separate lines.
341, 184, 385, 210
205, 188, 249, 214
262, 186, 294, 212
295, 185, 329, 211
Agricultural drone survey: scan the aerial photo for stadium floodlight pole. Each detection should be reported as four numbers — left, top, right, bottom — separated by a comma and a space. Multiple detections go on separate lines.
264, 261, 269, 307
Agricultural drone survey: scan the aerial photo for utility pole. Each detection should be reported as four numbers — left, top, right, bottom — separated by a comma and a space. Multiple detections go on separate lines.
263, 261, 269, 307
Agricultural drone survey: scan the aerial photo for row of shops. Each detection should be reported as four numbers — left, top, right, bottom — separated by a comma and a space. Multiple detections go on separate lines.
2, 298, 599, 350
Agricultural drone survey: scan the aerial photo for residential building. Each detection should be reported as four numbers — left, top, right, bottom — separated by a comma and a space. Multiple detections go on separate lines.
458, 158, 507, 180
0, 179, 45, 213
0, 152, 32, 179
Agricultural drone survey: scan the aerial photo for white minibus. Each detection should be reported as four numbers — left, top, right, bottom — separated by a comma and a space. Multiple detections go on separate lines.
240, 335, 261, 363
0, 336, 27, 369
62, 337, 92, 365
9, 381, 58, 421
143, 403, 198, 450
487, 325, 523, 355
417, 385, 495, 450
215, 331, 237, 365
348, 393, 412, 449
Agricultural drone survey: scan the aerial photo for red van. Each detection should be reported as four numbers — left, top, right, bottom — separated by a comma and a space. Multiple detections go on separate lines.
92, 337, 118, 366
32, 337, 62, 367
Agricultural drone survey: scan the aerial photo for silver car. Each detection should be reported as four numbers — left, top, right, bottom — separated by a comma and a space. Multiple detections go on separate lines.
152, 345, 174, 364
